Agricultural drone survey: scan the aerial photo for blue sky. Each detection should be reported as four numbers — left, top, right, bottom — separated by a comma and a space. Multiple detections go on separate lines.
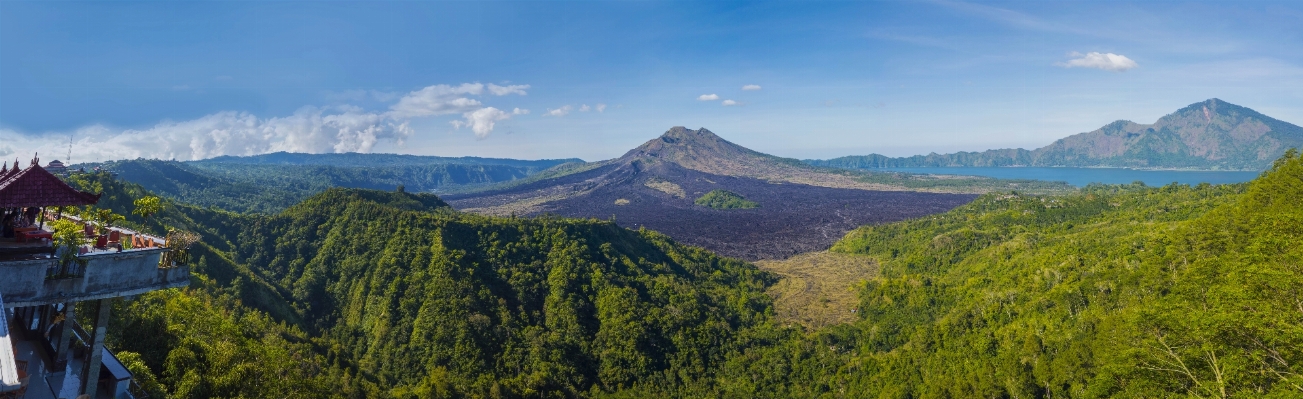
2, 1, 1301, 162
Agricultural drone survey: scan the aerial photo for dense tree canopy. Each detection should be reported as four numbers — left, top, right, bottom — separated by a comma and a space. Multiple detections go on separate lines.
63, 150, 1303, 398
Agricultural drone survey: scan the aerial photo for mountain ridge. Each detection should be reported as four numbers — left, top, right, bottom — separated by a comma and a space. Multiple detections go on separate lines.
810, 99, 1303, 170
197, 151, 582, 169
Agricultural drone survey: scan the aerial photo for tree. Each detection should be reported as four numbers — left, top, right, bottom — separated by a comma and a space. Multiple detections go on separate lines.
50, 218, 88, 275
133, 196, 163, 231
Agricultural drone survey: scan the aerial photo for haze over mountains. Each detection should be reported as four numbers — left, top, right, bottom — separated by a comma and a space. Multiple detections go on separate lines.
197, 151, 582, 169
810, 99, 1303, 171
92, 154, 577, 213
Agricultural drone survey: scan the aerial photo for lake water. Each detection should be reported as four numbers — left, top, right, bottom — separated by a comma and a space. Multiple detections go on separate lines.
884, 167, 1263, 187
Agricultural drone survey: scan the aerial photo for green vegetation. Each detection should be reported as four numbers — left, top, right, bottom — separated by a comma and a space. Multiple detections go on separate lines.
195, 151, 580, 169
88, 158, 562, 214
132, 195, 162, 223
60, 149, 1303, 398
694, 189, 758, 209
849, 167, 1074, 193
815, 150, 1302, 397
68, 173, 780, 398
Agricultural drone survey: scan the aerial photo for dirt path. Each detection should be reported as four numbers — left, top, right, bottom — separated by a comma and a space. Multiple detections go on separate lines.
754, 251, 879, 329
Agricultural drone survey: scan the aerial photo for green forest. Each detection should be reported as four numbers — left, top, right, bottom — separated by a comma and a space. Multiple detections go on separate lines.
86, 158, 571, 214
694, 190, 759, 209
63, 150, 1303, 398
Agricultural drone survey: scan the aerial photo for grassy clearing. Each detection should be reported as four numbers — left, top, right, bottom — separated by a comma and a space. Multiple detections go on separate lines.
754, 251, 878, 329
643, 178, 686, 198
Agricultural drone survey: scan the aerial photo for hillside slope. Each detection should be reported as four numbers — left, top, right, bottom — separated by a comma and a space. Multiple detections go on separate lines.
96, 158, 557, 213
813, 99, 1303, 170
791, 151, 1303, 397
70, 173, 784, 398
197, 151, 581, 169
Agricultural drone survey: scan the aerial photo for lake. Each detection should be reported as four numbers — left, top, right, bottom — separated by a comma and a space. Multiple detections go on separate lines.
884, 167, 1263, 187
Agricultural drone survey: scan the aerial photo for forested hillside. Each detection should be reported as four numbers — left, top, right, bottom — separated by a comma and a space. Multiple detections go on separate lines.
92, 158, 563, 213
63, 150, 1303, 398
196, 151, 581, 169
67, 173, 783, 398
811, 149, 1303, 397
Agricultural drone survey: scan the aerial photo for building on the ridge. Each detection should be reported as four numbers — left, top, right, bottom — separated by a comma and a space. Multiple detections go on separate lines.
44, 160, 67, 176
0, 155, 192, 399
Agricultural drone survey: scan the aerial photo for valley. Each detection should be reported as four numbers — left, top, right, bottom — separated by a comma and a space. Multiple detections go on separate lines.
50, 148, 1303, 398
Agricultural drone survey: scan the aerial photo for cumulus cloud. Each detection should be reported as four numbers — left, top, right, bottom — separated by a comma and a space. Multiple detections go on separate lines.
546, 105, 574, 117
450, 107, 512, 139
1, 106, 413, 161
579, 104, 591, 112
1, 81, 531, 161
721, 100, 739, 106
697, 94, 720, 101
742, 84, 762, 91
388, 83, 528, 118
596, 103, 606, 112
1057, 52, 1138, 72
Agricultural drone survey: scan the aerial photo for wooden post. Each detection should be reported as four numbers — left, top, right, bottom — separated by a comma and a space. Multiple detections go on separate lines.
81, 299, 111, 397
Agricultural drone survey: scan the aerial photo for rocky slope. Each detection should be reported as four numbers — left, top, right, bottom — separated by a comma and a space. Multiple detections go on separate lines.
446, 127, 980, 259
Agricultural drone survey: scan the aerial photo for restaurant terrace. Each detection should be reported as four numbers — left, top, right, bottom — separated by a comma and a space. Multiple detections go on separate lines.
1, 157, 191, 399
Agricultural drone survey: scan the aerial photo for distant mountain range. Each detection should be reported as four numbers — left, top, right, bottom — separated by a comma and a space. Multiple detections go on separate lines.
198, 151, 582, 169
87, 155, 577, 213
809, 99, 1303, 171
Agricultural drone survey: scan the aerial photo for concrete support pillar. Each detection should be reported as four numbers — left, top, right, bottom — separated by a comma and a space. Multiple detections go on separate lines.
35, 304, 51, 334
52, 303, 75, 370
81, 299, 111, 397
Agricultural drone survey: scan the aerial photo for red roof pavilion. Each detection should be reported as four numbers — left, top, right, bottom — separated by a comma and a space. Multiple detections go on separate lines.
0, 163, 100, 208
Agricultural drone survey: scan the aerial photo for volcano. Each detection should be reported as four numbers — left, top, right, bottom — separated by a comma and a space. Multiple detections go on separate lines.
445, 127, 978, 260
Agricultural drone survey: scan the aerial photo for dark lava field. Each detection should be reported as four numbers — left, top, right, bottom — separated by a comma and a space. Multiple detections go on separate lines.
447, 161, 977, 260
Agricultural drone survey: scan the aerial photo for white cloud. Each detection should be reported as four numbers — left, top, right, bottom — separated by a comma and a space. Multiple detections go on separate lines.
698, 94, 720, 101
546, 105, 574, 117
1, 106, 413, 161
387, 82, 528, 118
487, 83, 530, 96
596, 103, 607, 112
388, 83, 485, 118
580, 104, 591, 112
1057, 52, 1138, 72
742, 84, 762, 91
450, 107, 511, 139
722, 100, 739, 106
1, 81, 531, 160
